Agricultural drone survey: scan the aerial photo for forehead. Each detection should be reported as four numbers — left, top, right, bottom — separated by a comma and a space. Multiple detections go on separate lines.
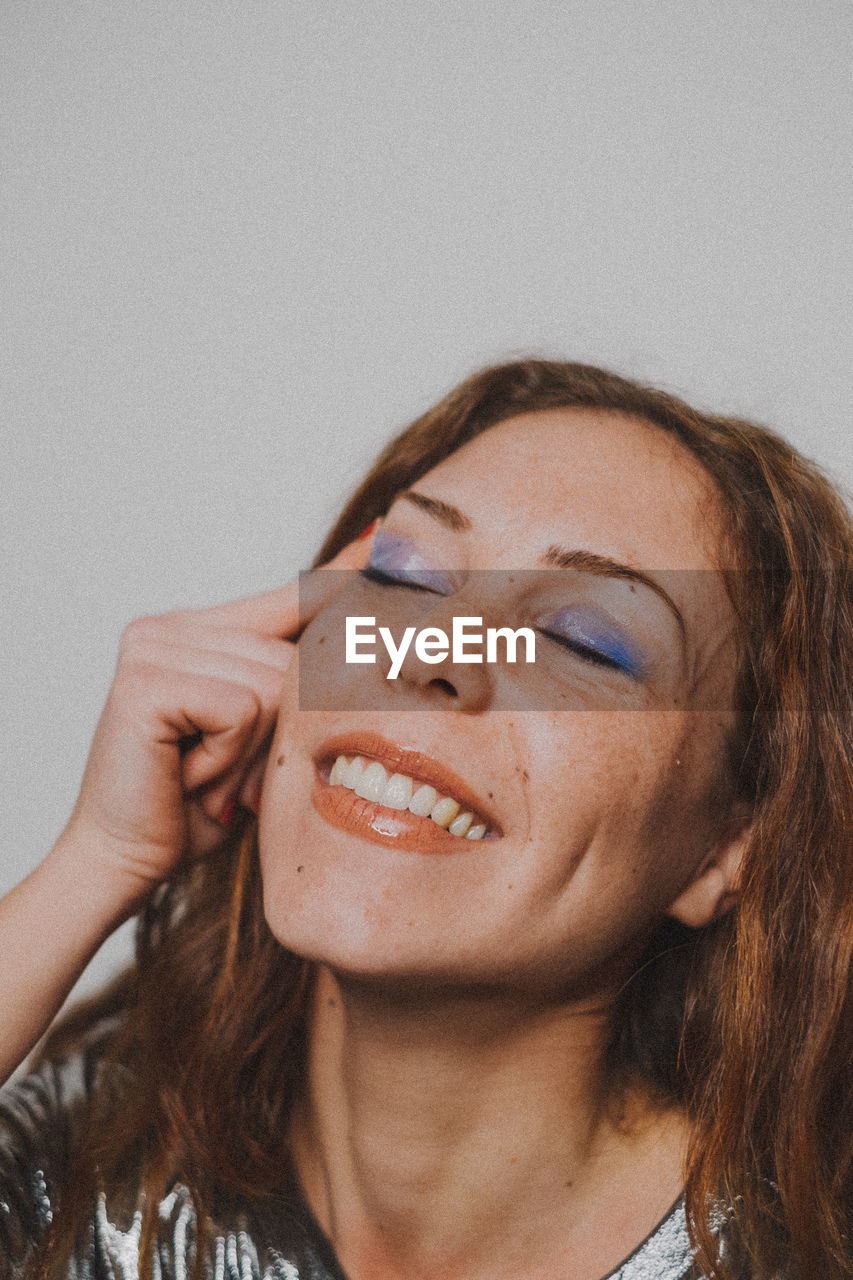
417, 408, 727, 574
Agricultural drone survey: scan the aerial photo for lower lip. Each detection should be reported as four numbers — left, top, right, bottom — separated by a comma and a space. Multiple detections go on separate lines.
311, 766, 488, 855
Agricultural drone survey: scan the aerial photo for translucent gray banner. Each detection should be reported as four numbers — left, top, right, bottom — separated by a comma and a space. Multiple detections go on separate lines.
296, 568, 745, 712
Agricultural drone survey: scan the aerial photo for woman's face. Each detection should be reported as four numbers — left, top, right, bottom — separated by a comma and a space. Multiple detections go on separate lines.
258, 408, 745, 997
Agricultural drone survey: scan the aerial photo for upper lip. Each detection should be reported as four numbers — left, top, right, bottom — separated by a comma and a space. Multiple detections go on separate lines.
313, 730, 503, 836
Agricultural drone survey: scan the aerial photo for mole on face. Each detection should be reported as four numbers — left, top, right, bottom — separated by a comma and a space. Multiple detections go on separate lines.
276, 754, 286, 767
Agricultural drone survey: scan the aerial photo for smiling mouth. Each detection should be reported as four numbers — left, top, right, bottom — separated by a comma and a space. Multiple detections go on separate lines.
320, 753, 492, 838
311, 732, 502, 854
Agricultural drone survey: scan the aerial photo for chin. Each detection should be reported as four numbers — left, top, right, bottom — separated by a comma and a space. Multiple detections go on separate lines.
262, 883, 448, 980
256, 778, 509, 984
260, 884, 558, 999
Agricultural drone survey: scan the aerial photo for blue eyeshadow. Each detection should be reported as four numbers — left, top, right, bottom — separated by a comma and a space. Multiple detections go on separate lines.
367, 531, 454, 593
544, 606, 647, 677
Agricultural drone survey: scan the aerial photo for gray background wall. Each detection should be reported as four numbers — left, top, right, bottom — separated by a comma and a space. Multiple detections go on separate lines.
2, 0, 851, 1011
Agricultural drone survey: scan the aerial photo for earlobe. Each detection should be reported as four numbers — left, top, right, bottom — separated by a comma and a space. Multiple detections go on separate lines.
666, 822, 751, 929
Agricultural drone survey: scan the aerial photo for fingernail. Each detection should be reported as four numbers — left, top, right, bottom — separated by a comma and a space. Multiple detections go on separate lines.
219, 796, 236, 827
357, 520, 377, 542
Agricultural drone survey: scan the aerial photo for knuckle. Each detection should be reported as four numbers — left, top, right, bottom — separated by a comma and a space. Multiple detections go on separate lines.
263, 675, 287, 714
120, 608, 194, 649
119, 614, 162, 651
110, 659, 167, 712
119, 665, 158, 706
235, 684, 264, 723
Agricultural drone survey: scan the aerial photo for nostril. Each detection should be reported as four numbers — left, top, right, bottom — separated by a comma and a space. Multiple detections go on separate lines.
431, 678, 458, 697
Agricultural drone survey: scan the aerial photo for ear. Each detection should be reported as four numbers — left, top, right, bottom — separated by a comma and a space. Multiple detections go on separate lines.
666, 815, 751, 929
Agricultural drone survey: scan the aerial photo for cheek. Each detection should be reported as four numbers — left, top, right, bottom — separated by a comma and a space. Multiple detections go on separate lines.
522, 712, 710, 895
296, 596, 355, 711
297, 587, 421, 710
266, 653, 302, 760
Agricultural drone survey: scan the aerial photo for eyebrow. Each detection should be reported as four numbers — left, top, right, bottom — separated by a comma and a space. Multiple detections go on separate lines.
399, 489, 687, 639
540, 546, 686, 640
401, 490, 473, 531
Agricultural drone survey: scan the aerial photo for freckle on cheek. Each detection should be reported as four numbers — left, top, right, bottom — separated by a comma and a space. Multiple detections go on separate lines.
276, 754, 286, 767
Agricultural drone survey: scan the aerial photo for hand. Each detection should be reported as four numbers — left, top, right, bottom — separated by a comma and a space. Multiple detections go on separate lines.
54, 531, 377, 908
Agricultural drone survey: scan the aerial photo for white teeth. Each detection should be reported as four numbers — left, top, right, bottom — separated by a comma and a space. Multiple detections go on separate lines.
355, 760, 388, 801
381, 773, 413, 810
342, 756, 365, 788
448, 811, 473, 837
408, 784, 438, 816
429, 796, 460, 828
328, 755, 490, 839
329, 756, 350, 786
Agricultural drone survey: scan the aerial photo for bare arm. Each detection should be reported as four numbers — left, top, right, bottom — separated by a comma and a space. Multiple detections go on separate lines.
0, 827, 142, 1085
0, 532, 375, 1088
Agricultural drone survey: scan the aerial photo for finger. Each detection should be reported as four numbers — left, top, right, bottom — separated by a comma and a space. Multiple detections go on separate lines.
237, 754, 268, 815
184, 794, 239, 857
123, 619, 299, 674
189, 523, 380, 637
118, 666, 268, 793
296, 542, 374, 632
195, 761, 258, 825
124, 639, 291, 709
191, 727, 274, 823
192, 771, 248, 826
178, 688, 275, 794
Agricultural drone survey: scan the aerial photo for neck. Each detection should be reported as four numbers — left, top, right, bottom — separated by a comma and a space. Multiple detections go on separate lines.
289, 965, 686, 1280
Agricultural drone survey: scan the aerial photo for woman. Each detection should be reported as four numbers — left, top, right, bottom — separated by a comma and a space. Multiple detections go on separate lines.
1, 359, 851, 1280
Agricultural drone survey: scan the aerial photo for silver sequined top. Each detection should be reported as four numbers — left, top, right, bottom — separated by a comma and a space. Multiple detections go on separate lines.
0, 1048, 738, 1280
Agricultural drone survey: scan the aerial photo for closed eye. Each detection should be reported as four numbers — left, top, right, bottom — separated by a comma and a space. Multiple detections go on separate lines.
359, 566, 439, 593
539, 629, 634, 675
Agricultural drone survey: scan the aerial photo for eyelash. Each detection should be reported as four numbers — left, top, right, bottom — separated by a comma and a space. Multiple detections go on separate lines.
361, 568, 631, 674
359, 566, 437, 593
539, 630, 629, 674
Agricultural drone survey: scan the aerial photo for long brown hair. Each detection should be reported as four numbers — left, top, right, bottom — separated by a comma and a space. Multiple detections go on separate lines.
30, 360, 853, 1279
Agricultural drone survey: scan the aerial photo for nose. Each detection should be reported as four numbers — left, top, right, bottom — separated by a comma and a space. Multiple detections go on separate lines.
389, 598, 495, 713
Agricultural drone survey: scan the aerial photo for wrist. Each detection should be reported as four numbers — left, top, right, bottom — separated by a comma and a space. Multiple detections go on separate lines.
43, 823, 160, 932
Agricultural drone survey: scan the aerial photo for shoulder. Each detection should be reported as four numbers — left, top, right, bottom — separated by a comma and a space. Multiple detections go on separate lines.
1, 1013, 121, 1161
602, 1194, 763, 1280
0, 1054, 337, 1280
0, 1022, 119, 1271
